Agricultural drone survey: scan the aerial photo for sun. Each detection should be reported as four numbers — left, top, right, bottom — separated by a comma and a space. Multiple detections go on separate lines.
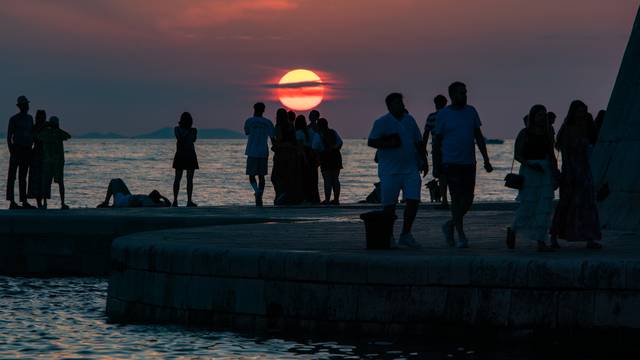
277, 69, 324, 111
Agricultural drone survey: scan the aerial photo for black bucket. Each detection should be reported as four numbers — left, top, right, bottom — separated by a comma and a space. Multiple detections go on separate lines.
360, 210, 397, 249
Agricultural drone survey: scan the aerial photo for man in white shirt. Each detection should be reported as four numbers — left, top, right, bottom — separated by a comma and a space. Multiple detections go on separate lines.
368, 93, 428, 249
433, 82, 493, 248
244, 102, 274, 206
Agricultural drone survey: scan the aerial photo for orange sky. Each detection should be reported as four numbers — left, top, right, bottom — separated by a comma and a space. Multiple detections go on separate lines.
0, 0, 637, 137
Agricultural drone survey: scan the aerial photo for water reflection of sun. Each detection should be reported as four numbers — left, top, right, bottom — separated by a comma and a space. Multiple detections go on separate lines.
277, 69, 324, 111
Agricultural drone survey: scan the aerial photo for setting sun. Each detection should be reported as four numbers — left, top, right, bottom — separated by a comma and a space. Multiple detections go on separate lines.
277, 69, 324, 111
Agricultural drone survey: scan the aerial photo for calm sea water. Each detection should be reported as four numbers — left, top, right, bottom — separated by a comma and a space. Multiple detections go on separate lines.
0, 139, 516, 208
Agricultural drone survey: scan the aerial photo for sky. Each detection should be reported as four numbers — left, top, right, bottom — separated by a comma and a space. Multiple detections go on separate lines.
0, 0, 637, 138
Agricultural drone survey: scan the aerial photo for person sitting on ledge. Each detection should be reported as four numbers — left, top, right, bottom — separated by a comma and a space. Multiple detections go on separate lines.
97, 178, 171, 208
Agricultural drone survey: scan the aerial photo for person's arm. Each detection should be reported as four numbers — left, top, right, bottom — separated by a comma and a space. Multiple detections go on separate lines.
474, 127, 493, 172
334, 131, 343, 150
7, 118, 14, 151
514, 130, 526, 164
192, 128, 197, 143
244, 120, 250, 136
62, 129, 71, 141
368, 119, 400, 149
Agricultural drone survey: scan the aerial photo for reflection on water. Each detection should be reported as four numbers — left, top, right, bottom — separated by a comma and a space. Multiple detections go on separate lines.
0, 139, 517, 209
0, 277, 475, 359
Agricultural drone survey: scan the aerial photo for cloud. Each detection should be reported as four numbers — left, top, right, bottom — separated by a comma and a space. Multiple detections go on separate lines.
263, 81, 334, 89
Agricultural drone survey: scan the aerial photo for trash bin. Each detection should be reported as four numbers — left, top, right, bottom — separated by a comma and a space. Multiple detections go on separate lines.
360, 210, 397, 249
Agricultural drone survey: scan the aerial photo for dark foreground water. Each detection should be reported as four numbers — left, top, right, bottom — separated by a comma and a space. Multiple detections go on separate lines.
0, 277, 631, 359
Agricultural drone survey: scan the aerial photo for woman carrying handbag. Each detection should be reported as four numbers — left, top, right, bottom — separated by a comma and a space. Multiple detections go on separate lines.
506, 105, 559, 251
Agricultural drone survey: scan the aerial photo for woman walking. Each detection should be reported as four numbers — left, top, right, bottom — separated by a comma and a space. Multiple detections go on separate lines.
172, 112, 199, 207
507, 105, 559, 251
549, 100, 602, 248
312, 118, 343, 205
28, 110, 48, 208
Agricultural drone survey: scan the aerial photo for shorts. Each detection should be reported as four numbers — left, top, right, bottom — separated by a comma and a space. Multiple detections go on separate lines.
380, 172, 422, 206
443, 163, 476, 199
246, 156, 268, 176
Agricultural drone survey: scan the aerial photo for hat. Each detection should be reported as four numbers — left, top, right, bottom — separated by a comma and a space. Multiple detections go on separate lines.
49, 116, 60, 126
16, 95, 30, 105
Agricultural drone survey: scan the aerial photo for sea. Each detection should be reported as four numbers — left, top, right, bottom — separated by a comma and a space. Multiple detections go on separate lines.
2, 139, 591, 359
0, 139, 516, 208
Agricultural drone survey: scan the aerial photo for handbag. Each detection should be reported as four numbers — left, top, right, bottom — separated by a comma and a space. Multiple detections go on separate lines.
504, 157, 524, 190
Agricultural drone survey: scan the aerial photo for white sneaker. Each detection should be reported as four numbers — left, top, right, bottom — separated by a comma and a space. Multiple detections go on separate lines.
398, 233, 422, 249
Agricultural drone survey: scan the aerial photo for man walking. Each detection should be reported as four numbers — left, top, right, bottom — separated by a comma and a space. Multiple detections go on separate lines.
368, 93, 428, 248
6, 95, 35, 209
424, 94, 449, 209
244, 102, 274, 206
433, 82, 493, 248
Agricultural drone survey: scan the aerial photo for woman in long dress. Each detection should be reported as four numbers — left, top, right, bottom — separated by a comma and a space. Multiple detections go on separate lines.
507, 105, 559, 251
549, 100, 602, 248
271, 108, 303, 205
172, 112, 199, 207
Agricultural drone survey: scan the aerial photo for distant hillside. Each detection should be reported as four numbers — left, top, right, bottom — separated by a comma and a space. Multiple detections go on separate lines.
76, 132, 126, 139
133, 127, 244, 139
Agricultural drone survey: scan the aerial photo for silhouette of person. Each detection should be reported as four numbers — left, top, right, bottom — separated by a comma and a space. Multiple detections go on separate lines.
368, 92, 428, 249
172, 112, 199, 207
547, 111, 557, 138
37, 116, 71, 209
508, 105, 559, 251
433, 82, 493, 248
97, 179, 170, 208
306, 110, 321, 203
287, 110, 296, 125
271, 108, 303, 205
6, 95, 35, 209
549, 100, 602, 249
311, 118, 343, 205
424, 94, 449, 209
28, 109, 48, 208
295, 115, 319, 204
244, 102, 275, 206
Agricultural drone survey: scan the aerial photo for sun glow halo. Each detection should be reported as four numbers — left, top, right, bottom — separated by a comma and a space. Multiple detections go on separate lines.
277, 69, 324, 111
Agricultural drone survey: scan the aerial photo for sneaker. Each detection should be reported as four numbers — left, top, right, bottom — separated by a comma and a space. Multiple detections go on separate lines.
61, 204, 70, 210
186, 201, 198, 208
9, 202, 21, 210
442, 221, 455, 247
330, 199, 340, 206
398, 233, 422, 249
171, 201, 178, 208
255, 193, 263, 207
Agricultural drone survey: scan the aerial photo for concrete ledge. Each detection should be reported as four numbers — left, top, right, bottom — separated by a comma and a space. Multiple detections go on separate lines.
106, 214, 640, 336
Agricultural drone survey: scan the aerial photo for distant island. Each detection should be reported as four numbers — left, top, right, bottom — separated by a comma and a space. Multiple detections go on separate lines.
75, 127, 244, 139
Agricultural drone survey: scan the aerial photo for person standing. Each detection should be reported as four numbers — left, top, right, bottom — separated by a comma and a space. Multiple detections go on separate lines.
507, 105, 559, 251
549, 100, 602, 249
271, 108, 303, 205
307, 110, 321, 203
172, 112, 199, 207
424, 94, 449, 209
37, 116, 71, 209
244, 102, 274, 207
295, 115, 318, 204
368, 93, 428, 248
28, 109, 48, 208
313, 118, 344, 205
6, 95, 35, 209
433, 82, 493, 248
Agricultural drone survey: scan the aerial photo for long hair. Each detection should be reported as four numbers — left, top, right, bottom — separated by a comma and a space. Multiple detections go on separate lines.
294, 115, 310, 142
178, 112, 193, 129
556, 100, 587, 150
35, 110, 47, 126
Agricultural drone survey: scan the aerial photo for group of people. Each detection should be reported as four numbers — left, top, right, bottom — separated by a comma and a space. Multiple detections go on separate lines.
244, 103, 343, 206
6, 96, 71, 210
6, 88, 607, 251
509, 100, 604, 251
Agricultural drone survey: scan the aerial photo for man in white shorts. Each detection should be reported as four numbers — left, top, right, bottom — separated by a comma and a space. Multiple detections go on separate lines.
244, 102, 274, 206
368, 93, 428, 248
